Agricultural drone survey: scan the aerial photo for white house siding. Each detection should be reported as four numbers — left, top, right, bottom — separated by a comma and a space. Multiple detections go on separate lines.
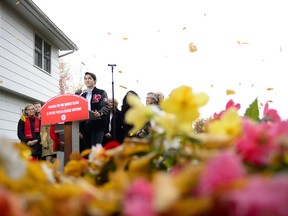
0, 1, 63, 141
0, 88, 29, 142
0, 3, 60, 101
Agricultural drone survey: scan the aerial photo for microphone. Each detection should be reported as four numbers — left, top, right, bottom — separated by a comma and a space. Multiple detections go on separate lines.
108, 64, 116, 67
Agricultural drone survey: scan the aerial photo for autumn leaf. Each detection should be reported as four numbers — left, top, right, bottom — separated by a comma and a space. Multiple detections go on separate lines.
189, 43, 197, 52
226, 89, 235, 95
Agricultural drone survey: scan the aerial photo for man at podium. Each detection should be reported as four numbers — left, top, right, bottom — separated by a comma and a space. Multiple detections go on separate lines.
79, 72, 109, 151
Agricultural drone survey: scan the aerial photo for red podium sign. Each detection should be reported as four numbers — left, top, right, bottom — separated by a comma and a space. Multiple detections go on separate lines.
41, 94, 89, 125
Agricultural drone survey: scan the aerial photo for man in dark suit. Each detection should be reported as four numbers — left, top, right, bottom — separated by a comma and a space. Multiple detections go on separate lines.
79, 72, 109, 150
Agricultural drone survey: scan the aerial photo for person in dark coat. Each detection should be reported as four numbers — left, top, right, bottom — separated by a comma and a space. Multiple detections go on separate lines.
79, 72, 109, 150
120, 90, 139, 138
103, 98, 124, 146
17, 103, 42, 160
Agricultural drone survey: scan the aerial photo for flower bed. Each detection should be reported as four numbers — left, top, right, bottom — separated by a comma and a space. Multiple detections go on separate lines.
1, 85, 288, 216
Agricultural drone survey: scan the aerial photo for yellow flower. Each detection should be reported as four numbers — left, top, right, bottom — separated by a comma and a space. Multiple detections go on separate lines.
64, 160, 88, 177
155, 113, 180, 138
207, 108, 242, 140
125, 94, 154, 134
161, 86, 209, 125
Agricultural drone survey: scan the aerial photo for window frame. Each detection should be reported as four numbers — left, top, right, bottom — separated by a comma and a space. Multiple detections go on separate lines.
34, 34, 51, 73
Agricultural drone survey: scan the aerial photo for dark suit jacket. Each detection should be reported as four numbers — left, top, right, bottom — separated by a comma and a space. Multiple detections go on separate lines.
103, 108, 124, 145
80, 87, 109, 131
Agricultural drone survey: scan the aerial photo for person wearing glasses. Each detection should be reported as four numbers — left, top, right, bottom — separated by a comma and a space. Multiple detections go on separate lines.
17, 103, 42, 160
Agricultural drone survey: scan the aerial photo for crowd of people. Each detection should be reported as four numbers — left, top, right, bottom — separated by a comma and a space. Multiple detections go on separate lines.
17, 71, 164, 161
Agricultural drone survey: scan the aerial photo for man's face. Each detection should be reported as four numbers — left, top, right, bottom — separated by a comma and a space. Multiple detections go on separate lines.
84, 75, 95, 88
34, 103, 42, 113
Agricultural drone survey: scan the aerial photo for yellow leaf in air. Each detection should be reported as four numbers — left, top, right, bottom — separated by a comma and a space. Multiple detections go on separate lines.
226, 89, 235, 95
183, 27, 187, 30
108, 32, 111, 35
119, 85, 127, 89
237, 40, 249, 45
211, 84, 213, 88
118, 70, 122, 73
260, 102, 263, 106
123, 37, 128, 40
189, 43, 197, 52
268, 100, 273, 103
267, 87, 273, 91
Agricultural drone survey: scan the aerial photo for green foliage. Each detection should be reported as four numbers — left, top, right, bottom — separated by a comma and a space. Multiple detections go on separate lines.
244, 98, 260, 121
95, 159, 116, 185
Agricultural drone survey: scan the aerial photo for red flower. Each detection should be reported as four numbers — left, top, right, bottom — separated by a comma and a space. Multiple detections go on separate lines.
104, 141, 120, 150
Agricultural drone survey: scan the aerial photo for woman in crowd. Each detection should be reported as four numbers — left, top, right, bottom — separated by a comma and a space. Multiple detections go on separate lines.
103, 98, 124, 145
121, 90, 139, 138
17, 103, 42, 160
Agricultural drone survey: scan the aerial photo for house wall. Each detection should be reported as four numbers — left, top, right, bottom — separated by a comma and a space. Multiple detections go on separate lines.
0, 2, 62, 141
0, 88, 29, 142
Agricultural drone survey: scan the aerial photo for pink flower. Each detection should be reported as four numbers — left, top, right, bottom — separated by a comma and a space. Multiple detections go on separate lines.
222, 175, 288, 216
263, 102, 281, 123
214, 99, 241, 119
123, 178, 156, 216
197, 151, 245, 196
235, 119, 276, 166
0, 186, 26, 216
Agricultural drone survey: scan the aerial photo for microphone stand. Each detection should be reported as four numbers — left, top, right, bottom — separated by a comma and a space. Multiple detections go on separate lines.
108, 64, 116, 140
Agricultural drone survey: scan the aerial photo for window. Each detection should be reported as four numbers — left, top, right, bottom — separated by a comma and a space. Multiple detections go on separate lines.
34, 34, 51, 73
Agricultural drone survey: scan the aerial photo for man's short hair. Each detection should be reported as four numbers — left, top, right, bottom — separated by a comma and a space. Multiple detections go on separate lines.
85, 72, 96, 81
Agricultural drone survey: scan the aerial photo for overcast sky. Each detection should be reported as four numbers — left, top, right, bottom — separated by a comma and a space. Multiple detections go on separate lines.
33, 0, 288, 119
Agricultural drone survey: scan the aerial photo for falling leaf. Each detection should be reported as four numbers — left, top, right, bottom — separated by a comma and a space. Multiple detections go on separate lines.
108, 32, 111, 35
251, 83, 254, 87
267, 87, 273, 91
123, 37, 128, 40
189, 43, 197, 52
267, 100, 273, 103
210, 84, 213, 88
183, 27, 186, 30
239, 83, 241, 86
119, 85, 127, 89
226, 89, 235, 95
118, 70, 122, 73
136, 80, 139, 83
260, 102, 263, 106
280, 46, 282, 52
237, 40, 249, 45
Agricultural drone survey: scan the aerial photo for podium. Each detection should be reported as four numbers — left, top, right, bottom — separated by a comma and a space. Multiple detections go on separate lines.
41, 94, 89, 168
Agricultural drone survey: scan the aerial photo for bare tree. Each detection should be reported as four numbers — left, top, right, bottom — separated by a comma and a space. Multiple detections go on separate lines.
59, 59, 85, 94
